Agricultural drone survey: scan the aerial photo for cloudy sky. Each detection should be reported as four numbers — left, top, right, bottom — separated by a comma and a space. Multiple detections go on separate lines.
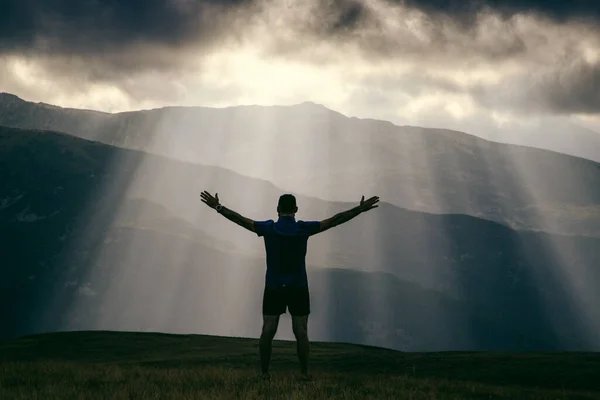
2, 0, 600, 137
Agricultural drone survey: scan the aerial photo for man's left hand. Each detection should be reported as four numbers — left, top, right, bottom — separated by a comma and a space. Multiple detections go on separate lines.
201, 191, 220, 209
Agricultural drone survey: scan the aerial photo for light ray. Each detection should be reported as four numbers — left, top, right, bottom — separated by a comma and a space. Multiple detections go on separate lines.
503, 149, 600, 348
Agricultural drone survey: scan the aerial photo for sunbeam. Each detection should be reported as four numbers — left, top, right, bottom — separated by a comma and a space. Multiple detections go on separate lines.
3, 0, 600, 362
502, 148, 600, 349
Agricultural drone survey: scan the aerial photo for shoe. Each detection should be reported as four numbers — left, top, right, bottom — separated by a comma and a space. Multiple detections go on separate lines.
298, 374, 313, 382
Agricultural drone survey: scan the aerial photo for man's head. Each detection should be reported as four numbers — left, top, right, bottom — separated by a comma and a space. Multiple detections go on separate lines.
277, 194, 298, 216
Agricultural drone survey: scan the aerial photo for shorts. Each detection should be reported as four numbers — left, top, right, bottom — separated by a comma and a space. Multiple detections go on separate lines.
262, 285, 310, 316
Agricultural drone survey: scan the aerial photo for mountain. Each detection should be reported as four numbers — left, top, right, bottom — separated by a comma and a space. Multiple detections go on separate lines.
485, 118, 600, 164
1, 125, 599, 350
2, 93, 600, 238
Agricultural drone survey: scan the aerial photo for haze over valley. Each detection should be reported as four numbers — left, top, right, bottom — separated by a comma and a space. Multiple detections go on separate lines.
2, 98, 600, 351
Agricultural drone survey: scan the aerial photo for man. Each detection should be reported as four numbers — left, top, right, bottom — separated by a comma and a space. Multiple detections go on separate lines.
200, 191, 379, 380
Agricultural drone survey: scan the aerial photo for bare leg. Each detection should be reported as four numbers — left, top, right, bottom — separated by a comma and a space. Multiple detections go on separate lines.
292, 315, 310, 376
259, 315, 280, 376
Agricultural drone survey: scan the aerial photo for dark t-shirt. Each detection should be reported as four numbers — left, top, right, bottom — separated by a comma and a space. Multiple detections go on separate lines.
254, 216, 320, 288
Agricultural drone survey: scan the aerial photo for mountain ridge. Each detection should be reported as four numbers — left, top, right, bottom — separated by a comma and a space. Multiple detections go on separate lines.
4, 92, 600, 241
3, 91, 598, 162
2, 124, 599, 350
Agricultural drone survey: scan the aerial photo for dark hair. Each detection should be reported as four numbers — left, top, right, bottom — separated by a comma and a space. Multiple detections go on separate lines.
278, 194, 297, 213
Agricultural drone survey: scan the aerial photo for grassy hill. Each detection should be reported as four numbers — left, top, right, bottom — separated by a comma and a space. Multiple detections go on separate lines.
0, 331, 598, 399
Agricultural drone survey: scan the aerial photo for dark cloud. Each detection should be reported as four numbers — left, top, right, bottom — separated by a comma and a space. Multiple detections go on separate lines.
2, 0, 600, 57
303, 1, 600, 35
471, 60, 600, 115
328, 0, 367, 32
536, 61, 600, 114
0, 0, 259, 83
0, 0, 250, 55
3, 0, 598, 60
398, 1, 600, 24
2, 0, 600, 116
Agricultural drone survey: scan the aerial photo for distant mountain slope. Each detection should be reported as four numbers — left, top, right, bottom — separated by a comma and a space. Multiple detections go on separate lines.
485, 118, 600, 164
1, 125, 599, 350
2, 93, 600, 237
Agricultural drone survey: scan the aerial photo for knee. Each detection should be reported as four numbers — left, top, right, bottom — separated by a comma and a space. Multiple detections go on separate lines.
293, 324, 308, 339
261, 324, 277, 340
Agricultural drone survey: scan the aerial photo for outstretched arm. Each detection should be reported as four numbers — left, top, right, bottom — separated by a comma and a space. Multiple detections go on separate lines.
317, 195, 379, 234
200, 191, 256, 233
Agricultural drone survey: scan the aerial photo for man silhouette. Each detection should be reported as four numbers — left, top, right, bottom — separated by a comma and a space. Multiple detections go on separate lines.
200, 191, 379, 380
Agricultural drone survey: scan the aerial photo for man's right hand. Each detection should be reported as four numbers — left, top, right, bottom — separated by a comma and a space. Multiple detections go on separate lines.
358, 195, 379, 213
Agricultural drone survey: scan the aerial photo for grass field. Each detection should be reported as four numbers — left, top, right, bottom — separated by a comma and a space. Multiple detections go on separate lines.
0, 331, 598, 399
